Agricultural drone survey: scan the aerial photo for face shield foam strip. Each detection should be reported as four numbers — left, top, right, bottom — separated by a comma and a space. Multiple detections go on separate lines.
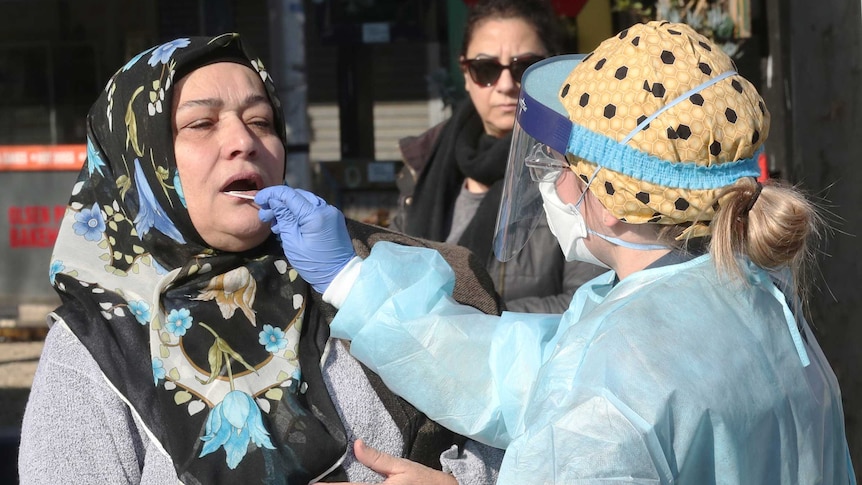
517, 90, 572, 155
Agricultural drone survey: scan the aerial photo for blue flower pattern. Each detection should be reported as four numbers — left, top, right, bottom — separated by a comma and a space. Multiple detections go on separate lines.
128, 300, 151, 325
86, 137, 105, 176
122, 46, 155, 72
165, 308, 193, 337
152, 358, 166, 385
148, 38, 190, 66
132, 159, 185, 243
174, 171, 186, 208
152, 258, 168, 275
199, 390, 275, 469
49, 260, 65, 285
258, 324, 288, 354
73, 203, 106, 242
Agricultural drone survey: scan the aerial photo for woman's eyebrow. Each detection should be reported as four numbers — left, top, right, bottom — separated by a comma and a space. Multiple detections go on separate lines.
176, 94, 270, 111
176, 97, 222, 111
471, 51, 544, 60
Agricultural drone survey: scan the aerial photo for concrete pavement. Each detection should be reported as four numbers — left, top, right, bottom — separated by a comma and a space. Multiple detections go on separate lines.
0, 340, 42, 428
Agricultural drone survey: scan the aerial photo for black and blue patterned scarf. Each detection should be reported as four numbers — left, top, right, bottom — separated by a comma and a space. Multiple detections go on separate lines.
49, 33, 346, 484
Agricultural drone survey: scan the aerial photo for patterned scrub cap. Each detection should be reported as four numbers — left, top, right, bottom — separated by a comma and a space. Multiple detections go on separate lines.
559, 21, 770, 236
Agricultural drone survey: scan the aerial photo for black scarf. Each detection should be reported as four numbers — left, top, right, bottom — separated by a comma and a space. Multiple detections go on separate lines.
405, 99, 512, 253
50, 34, 347, 484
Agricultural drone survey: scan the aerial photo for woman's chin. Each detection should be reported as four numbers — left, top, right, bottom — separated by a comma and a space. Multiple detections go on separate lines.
485, 115, 516, 138
203, 225, 271, 253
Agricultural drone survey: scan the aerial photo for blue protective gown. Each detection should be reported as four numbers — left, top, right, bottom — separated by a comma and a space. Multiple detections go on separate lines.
329, 242, 855, 484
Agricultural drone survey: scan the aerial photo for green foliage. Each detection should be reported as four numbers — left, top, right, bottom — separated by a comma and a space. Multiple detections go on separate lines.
612, 0, 743, 58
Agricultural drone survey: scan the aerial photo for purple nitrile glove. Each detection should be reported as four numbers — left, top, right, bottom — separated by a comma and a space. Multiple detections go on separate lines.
256, 185, 355, 294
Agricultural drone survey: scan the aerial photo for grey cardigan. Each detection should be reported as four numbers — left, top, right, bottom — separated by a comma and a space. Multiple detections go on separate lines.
18, 320, 504, 484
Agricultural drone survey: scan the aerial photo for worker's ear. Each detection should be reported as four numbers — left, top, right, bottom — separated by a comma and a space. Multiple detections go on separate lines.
582, 188, 617, 230
600, 204, 622, 229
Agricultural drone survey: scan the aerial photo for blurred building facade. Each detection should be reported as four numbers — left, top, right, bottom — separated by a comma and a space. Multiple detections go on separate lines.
0, 0, 860, 479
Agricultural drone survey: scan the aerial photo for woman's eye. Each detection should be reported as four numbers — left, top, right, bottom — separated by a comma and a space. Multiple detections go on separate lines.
186, 119, 214, 130
248, 118, 274, 132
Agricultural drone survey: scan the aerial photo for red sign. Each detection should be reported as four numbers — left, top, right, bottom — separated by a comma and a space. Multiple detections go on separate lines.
0, 145, 86, 172
7, 205, 65, 248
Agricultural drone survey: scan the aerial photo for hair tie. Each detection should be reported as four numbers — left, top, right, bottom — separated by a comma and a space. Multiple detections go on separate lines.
744, 181, 763, 214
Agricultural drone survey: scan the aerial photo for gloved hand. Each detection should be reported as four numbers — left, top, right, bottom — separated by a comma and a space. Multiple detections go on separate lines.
256, 185, 355, 294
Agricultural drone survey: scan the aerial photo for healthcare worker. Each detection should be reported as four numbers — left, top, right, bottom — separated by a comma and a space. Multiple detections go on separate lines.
256, 22, 856, 484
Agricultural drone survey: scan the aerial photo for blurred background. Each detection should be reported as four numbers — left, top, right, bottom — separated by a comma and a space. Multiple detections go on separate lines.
1, 0, 860, 483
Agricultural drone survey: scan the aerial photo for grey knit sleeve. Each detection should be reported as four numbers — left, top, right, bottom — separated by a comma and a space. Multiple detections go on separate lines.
440, 440, 505, 485
18, 321, 155, 484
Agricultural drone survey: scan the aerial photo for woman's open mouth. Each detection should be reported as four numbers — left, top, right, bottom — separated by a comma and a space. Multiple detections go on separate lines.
222, 176, 262, 205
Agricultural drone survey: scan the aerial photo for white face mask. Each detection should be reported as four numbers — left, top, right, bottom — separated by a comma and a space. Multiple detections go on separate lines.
538, 180, 610, 268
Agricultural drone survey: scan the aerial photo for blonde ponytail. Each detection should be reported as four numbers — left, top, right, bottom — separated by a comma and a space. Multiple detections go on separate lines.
710, 178, 823, 296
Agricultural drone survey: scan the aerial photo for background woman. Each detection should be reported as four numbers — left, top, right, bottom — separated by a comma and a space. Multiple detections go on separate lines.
392, 0, 603, 313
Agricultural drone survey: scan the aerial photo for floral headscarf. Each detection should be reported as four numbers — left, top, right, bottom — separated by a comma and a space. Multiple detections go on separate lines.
49, 33, 347, 483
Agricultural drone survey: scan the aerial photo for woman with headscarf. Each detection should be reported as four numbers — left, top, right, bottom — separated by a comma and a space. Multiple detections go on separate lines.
257, 22, 856, 484
18, 33, 503, 484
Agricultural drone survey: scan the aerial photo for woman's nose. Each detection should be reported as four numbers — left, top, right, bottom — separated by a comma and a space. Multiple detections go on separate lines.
222, 117, 257, 158
495, 67, 518, 94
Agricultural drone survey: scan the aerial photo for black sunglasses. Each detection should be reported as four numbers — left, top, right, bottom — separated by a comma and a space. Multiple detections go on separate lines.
461, 56, 546, 86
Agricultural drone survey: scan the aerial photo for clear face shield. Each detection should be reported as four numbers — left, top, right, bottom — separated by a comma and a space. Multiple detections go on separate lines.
494, 55, 585, 262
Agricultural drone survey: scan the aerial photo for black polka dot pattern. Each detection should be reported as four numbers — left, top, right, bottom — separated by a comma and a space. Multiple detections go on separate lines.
661, 51, 675, 64
636, 115, 649, 130
725, 108, 737, 123
615, 66, 628, 80
556, 21, 770, 230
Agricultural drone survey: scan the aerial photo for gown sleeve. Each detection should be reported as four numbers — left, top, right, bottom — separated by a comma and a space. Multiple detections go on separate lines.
329, 242, 564, 449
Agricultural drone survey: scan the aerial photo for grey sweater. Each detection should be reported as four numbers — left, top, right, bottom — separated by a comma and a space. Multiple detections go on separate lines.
18, 321, 504, 484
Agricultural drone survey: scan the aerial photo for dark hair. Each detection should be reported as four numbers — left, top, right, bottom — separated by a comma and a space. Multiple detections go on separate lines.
461, 0, 564, 57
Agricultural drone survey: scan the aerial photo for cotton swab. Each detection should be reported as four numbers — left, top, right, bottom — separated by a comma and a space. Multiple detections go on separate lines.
225, 191, 256, 200
225, 191, 260, 208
